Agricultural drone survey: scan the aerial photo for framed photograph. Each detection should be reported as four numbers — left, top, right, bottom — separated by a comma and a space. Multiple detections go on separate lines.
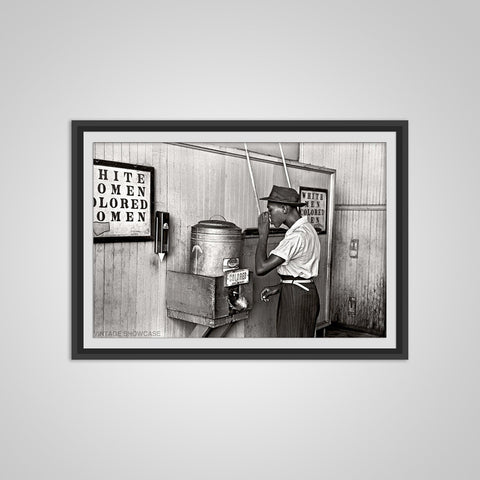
299, 186, 328, 234
72, 120, 408, 359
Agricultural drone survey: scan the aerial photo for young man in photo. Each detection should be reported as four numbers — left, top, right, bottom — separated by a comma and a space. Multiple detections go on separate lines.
255, 185, 321, 337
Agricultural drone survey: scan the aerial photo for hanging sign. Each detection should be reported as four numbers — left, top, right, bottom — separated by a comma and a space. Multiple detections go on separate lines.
93, 159, 154, 242
299, 186, 328, 234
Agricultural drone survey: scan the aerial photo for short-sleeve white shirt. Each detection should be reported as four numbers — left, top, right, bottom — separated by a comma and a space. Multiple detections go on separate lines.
270, 217, 320, 278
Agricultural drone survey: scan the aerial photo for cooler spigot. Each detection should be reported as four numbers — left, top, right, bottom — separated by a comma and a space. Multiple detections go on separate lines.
227, 288, 248, 314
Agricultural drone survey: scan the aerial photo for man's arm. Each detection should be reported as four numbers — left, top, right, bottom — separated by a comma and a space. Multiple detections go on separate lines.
255, 212, 285, 276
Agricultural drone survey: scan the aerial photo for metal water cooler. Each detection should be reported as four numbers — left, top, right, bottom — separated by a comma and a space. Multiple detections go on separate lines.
166, 219, 253, 335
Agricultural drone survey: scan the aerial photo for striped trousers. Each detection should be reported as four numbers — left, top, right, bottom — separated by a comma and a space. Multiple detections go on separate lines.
276, 279, 320, 338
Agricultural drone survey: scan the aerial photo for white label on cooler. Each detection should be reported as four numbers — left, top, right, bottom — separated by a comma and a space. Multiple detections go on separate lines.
224, 268, 249, 287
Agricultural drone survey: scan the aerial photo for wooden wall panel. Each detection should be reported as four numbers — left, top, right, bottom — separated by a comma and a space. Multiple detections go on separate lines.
204, 142, 299, 161
93, 142, 165, 337
102, 242, 115, 332
363, 143, 386, 205
302, 143, 385, 205
148, 146, 161, 334
330, 210, 386, 333
153, 143, 168, 336
120, 144, 136, 331
165, 145, 197, 337
93, 243, 104, 333
223, 151, 253, 228
302, 142, 386, 334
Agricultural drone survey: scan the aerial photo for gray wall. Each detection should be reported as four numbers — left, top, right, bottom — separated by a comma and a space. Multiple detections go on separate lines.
2, 1, 479, 479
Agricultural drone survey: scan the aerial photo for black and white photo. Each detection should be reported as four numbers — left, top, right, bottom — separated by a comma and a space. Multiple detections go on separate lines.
72, 121, 408, 359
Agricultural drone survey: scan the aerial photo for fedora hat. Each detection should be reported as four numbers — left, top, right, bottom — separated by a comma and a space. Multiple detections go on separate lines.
260, 185, 306, 206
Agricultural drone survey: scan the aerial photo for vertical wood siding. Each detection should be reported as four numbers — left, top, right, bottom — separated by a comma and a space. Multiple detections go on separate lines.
93, 143, 334, 337
93, 143, 163, 337
302, 143, 385, 205
302, 143, 386, 334
329, 210, 386, 332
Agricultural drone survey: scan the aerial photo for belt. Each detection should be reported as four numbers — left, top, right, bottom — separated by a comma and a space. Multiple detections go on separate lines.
281, 279, 314, 291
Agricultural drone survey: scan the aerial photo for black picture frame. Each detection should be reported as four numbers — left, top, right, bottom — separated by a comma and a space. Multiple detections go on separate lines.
72, 120, 408, 360
93, 159, 155, 243
299, 186, 328, 234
